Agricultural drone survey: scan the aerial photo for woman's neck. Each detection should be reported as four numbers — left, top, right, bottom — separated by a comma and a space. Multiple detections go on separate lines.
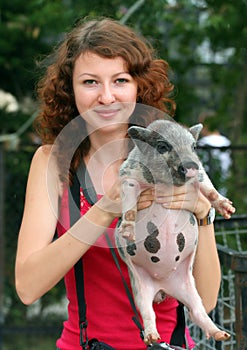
84, 129, 129, 194
86, 128, 128, 165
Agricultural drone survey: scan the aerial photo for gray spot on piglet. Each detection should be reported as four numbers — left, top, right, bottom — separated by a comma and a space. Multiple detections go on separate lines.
176, 232, 185, 252
144, 221, 161, 254
127, 241, 137, 256
151, 256, 160, 263
140, 163, 154, 183
190, 213, 196, 226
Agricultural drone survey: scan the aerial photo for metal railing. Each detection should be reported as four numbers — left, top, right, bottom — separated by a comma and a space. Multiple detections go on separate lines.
188, 215, 247, 350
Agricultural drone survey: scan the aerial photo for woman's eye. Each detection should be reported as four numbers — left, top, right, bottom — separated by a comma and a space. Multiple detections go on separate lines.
83, 79, 97, 85
116, 78, 128, 84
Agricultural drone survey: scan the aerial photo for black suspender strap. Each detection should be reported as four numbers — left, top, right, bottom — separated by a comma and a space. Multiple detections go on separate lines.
69, 167, 88, 350
170, 302, 186, 347
76, 161, 97, 205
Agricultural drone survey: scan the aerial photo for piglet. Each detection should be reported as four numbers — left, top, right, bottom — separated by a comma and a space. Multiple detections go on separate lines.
116, 119, 235, 346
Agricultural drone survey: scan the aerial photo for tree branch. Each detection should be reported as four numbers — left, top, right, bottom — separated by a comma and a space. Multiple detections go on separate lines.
120, 0, 145, 24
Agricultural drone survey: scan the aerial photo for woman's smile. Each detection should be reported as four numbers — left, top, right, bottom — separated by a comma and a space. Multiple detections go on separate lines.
94, 105, 122, 119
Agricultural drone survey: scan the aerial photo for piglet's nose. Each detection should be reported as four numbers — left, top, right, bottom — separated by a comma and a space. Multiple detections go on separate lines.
178, 161, 199, 178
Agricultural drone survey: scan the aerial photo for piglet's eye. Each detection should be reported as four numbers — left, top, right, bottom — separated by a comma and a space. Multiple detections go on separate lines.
191, 142, 197, 152
156, 141, 172, 154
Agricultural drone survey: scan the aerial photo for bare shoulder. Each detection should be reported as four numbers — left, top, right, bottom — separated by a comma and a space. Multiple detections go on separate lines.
29, 145, 63, 197
32, 144, 53, 163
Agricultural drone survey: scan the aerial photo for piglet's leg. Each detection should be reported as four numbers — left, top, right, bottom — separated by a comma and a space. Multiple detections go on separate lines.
165, 257, 230, 342
197, 167, 235, 218
118, 178, 141, 241
129, 265, 161, 345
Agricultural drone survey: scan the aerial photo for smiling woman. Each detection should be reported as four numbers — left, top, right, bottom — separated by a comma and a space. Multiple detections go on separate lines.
72, 53, 138, 134
15, 17, 222, 350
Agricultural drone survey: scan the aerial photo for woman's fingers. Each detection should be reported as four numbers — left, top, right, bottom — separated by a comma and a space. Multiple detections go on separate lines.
137, 188, 154, 210
155, 184, 188, 203
139, 188, 153, 201
154, 183, 211, 218
96, 179, 122, 218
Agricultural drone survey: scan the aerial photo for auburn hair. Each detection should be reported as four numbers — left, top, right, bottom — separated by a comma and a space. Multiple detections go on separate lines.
34, 17, 176, 182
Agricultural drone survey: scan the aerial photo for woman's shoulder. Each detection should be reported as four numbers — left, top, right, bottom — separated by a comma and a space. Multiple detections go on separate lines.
30, 145, 63, 196
33, 144, 53, 159
31, 144, 59, 170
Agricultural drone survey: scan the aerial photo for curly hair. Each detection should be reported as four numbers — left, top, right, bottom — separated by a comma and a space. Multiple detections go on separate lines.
34, 17, 176, 181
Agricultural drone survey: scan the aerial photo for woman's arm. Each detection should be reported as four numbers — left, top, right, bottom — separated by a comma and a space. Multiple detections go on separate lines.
193, 224, 221, 313
15, 146, 118, 305
187, 189, 221, 313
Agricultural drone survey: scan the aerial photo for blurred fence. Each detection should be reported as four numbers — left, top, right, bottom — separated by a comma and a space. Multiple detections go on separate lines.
188, 215, 247, 350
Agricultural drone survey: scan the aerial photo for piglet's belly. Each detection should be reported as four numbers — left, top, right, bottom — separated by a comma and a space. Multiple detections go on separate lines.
127, 202, 198, 278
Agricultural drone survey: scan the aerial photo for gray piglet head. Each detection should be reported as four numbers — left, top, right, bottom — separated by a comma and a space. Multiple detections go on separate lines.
128, 120, 203, 186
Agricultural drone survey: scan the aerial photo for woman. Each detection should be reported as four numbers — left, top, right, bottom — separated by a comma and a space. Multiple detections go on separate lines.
15, 17, 221, 350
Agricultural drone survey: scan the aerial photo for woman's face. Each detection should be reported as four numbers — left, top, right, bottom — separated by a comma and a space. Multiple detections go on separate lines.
72, 52, 138, 134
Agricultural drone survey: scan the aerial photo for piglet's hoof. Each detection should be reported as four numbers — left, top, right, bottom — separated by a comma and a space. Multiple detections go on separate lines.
144, 332, 161, 345
221, 201, 235, 219
213, 330, 231, 341
118, 224, 136, 241
213, 198, 235, 219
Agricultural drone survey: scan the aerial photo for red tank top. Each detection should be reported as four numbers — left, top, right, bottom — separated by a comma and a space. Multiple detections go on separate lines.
56, 187, 195, 350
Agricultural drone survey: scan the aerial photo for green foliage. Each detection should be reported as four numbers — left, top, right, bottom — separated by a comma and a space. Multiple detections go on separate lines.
3, 330, 61, 350
0, 0, 93, 98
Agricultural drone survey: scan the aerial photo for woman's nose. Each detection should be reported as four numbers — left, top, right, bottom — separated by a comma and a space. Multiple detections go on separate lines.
98, 84, 116, 104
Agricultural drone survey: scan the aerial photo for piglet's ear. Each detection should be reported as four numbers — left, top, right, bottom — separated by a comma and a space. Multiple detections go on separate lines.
128, 126, 152, 152
128, 126, 151, 142
189, 123, 203, 141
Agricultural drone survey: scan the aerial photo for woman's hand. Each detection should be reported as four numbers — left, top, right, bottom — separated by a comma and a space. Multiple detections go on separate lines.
97, 180, 212, 221
137, 188, 154, 211
96, 178, 123, 219
97, 182, 155, 218
154, 183, 211, 220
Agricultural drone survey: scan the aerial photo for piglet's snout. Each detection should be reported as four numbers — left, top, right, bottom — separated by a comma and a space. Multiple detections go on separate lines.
178, 161, 199, 179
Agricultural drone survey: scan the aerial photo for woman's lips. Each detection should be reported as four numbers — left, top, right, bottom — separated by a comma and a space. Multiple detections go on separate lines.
95, 108, 121, 119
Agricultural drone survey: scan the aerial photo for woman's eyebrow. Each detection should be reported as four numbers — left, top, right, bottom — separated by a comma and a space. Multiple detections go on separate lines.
78, 73, 98, 78
78, 71, 130, 78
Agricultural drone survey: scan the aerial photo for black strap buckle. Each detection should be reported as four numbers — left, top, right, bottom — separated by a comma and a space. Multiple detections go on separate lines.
80, 321, 88, 350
